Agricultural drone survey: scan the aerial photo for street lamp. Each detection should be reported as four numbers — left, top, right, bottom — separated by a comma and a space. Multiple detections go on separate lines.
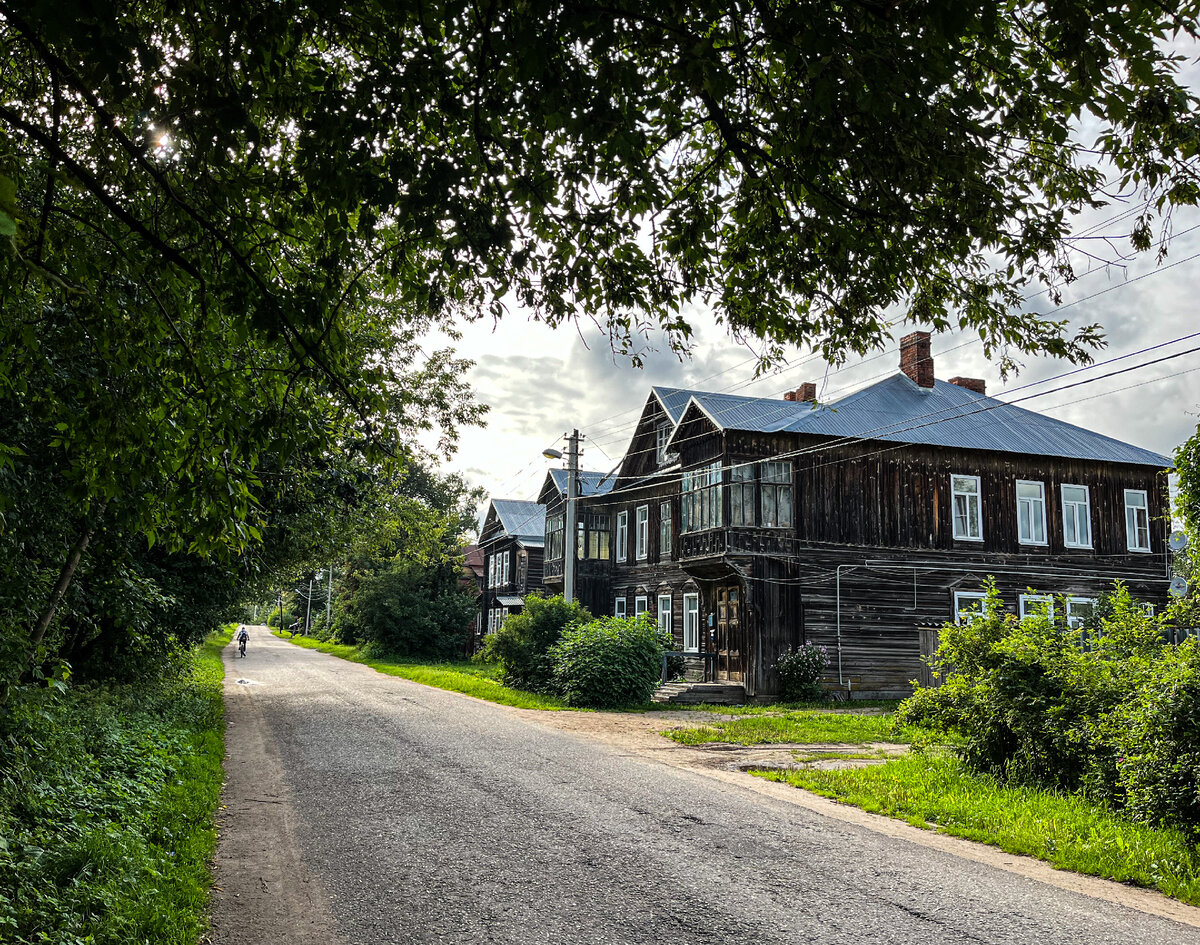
544, 429, 580, 604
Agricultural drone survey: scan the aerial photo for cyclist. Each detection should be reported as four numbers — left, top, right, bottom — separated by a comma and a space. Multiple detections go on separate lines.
236, 626, 250, 657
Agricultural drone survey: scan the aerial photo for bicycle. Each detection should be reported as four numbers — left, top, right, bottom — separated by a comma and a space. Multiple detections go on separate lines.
238, 637, 247, 658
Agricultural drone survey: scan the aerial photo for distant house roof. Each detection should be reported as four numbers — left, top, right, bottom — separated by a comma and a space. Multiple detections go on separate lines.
484, 499, 546, 544
546, 468, 617, 498
669, 374, 1171, 468
460, 543, 484, 576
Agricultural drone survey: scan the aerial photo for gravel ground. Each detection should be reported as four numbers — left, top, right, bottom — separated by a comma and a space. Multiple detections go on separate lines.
209, 629, 1200, 945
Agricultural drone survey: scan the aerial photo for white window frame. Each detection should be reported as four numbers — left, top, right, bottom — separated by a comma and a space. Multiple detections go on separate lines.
1124, 489, 1151, 552
488, 555, 495, 588
1016, 480, 1048, 546
1066, 597, 1096, 630
1061, 484, 1092, 549
1019, 594, 1054, 619
657, 593, 672, 635
635, 505, 649, 560
634, 595, 648, 617
500, 552, 510, 585
682, 593, 700, 652
951, 474, 984, 541
953, 591, 988, 624
614, 596, 627, 618
615, 510, 628, 561
659, 501, 672, 556
656, 421, 672, 465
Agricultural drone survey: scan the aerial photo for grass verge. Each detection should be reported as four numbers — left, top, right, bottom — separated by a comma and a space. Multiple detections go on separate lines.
0, 627, 230, 944
662, 709, 910, 746
274, 631, 569, 710
758, 751, 1200, 905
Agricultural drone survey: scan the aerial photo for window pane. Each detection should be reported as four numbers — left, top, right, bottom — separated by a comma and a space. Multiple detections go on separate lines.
1063, 484, 1087, 504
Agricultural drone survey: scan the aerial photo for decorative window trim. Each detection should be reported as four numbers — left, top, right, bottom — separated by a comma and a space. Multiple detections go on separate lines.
614, 596, 627, 618
1019, 594, 1054, 619
682, 592, 700, 653
657, 593, 672, 635
953, 591, 988, 624
1061, 484, 1093, 549
1124, 489, 1151, 553
615, 510, 629, 561
1015, 480, 1048, 546
635, 505, 649, 560
951, 474, 984, 542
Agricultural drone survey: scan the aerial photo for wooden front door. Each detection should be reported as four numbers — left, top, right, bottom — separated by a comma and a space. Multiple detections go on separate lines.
714, 585, 744, 682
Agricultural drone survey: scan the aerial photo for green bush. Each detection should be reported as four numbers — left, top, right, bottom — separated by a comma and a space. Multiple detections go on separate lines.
550, 614, 665, 708
776, 642, 830, 701
900, 581, 1200, 835
481, 594, 591, 693
1110, 640, 1200, 833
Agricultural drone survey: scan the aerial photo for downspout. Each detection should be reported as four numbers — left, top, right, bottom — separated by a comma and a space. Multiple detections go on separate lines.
835, 564, 856, 688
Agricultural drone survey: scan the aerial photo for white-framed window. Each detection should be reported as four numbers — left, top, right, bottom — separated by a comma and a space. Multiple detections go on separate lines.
657, 593, 672, 635
1061, 484, 1092, 548
760, 461, 794, 528
487, 556, 495, 588
614, 596, 627, 618
615, 510, 628, 561
1016, 480, 1047, 546
730, 463, 754, 527
1124, 489, 1151, 552
635, 505, 649, 560
681, 461, 722, 532
659, 501, 672, 556
656, 421, 673, 465
953, 591, 988, 624
634, 595, 649, 617
1066, 597, 1096, 630
683, 593, 700, 652
1019, 594, 1054, 619
952, 474, 983, 541
500, 552, 510, 585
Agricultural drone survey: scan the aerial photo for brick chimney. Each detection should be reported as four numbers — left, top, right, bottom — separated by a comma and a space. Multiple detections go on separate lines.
899, 331, 934, 388
949, 376, 987, 395
784, 382, 818, 403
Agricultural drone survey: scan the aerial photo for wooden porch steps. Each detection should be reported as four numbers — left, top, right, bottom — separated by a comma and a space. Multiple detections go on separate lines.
652, 681, 746, 706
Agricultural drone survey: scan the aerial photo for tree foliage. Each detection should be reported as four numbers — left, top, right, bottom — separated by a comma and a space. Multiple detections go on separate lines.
481, 594, 592, 693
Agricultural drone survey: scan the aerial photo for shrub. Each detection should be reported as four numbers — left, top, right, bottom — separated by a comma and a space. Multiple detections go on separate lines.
550, 614, 665, 708
481, 595, 591, 693
1110, 639, 1200, 834
776, 642, 830, 701
899, 581, 1200, 835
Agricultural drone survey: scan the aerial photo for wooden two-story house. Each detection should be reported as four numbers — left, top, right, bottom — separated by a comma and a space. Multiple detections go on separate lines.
477, 499, 545, 636
561, 333, 1172, 699
537, 468, 617, 618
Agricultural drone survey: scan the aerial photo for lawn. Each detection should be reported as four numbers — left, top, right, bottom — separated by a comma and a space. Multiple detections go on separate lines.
662, 708, 911, 746
274, 631, 570, 710
759, 751, 1200, 906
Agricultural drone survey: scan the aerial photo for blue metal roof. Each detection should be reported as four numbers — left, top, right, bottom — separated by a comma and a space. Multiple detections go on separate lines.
488, 499, 546, 543
651, 386, 694, 424
677, 374, 1171, 468
547, 468, 617, 498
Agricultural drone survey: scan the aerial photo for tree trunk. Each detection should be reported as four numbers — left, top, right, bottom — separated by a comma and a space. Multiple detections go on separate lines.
28, 504, 105, 658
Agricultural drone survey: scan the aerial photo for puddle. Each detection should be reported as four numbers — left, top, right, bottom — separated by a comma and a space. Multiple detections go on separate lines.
235, 679, 258, 686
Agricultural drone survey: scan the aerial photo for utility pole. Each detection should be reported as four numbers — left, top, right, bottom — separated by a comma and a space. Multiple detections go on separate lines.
326, 560, 333, 628
564, 429, 580, 604
304, 576, 314, 633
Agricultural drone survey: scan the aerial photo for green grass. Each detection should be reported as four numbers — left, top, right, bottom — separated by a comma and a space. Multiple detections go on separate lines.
661, 699, 901, 716
662, 709, 910, 746
274, 631, 570, 710
0, 628, 230, 944
758, 752, 1200, 906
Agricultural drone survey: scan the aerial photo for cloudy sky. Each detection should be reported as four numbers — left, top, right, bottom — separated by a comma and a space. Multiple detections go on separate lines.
444, 198, 1200, 516
439, 59, 1200, 525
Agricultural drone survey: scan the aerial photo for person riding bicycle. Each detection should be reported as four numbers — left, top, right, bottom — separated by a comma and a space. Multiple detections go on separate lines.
236, 626, 250, 657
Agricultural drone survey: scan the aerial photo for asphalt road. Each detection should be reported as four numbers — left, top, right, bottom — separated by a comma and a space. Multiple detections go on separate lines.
210, 630, 1200, 945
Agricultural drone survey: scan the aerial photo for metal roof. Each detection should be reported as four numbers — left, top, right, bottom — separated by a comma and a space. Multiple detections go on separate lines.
673, 374, 1171, 468
547, 468, 617, 498
651, 386, 694, 424
496, 595, 525, 607
487, 499, 546, 542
